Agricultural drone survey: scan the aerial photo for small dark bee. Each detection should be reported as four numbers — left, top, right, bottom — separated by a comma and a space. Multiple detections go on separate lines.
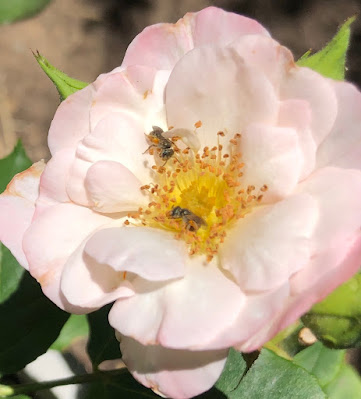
168, 206, 206, 232
144, 126, 175, 164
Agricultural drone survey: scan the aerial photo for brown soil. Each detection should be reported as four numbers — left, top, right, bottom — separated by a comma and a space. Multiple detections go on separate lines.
1, 0, 360, 160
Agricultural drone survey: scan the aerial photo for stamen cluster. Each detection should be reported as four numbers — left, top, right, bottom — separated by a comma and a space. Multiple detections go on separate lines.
126, 131, 267, 261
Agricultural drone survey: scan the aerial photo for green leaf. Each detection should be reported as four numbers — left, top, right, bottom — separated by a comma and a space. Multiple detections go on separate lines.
297, 16, 355, 80
51, 314, 89, 351
0, 0, 51, 24
0, 243, 24, 304
87, 304, 121, 369
0, 390, 29, 399
82, 369, 160, 399
302, 274, 361, 348
324, 364, 361, 399
0, 272, 69, 374
215, 348, 246, 393
293, 342, 361, 398
223, 349, 325, 399
33, 51, 88, 101
293, 342, 345, 388
0, 141, 31, 193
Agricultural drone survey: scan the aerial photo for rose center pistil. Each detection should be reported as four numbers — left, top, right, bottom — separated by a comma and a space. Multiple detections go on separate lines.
126, 131, 267, 262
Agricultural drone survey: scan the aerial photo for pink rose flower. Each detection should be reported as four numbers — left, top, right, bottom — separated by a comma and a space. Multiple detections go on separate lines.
2, 6, 361, 398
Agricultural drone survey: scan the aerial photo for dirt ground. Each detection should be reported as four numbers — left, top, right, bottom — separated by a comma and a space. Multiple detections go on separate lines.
1, 0, 361, 161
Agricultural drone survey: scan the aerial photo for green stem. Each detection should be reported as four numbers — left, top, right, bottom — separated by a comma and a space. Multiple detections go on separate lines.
5, 368, 126, 396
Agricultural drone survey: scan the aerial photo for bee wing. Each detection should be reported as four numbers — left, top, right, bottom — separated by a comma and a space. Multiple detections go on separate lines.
192, 215, 207, 226
152, 126, 164, 133
163, 128, 201, 152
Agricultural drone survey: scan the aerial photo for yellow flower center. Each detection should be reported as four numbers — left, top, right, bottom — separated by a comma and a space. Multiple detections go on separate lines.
126, 130, 267, 262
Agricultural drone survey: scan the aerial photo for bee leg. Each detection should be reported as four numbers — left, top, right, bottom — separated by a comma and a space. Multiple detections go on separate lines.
171, 142, 181, 152
143, 145, 156, 155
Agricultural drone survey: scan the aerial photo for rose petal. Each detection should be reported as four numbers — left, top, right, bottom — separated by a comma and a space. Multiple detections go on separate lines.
280, 66, 338, 145
166, 45, 278, 149
61, 235, 134, 309
251, 233, 361, 354
231, 34, 294, 89
278, 99, 316, 179
120, 335, 228, 399
48, 85, 95, 155
122, 6, 269, 71
23, 203, 110, 310
207, 282, 289, 352
109, 259, 244, 349
282, 233, 361, 333
190, 6, 270, 46
0, 161, 44, 268
35, 149, 73, 217
85, 160, 148, 213
66, 112, 153, 206
292, 167, 361, 293
316, 81, 361, 170
90, 67, 168, 132
240, 124, 304, 200
110, 278, 168, 346
84, 227, 187, 281
235, 168, 361, 351
220, 194, 317, 292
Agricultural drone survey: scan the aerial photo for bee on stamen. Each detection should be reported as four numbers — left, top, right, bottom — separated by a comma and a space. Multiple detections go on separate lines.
143, 126, 178, 165
167, 206, 207, 232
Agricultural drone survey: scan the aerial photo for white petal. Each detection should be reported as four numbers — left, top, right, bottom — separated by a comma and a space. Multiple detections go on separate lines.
240, 124, 304, 201
85, 160, 148, 213
0, 161, 44, 268
120, 335, 228, 399
109, 259, 245, 349
220, 194, 318, 291
84, 227, 187, 281
166, 45, 278, 149
280, 67, 337, 145
61, 234, 134, 309
316, 81, 361, 170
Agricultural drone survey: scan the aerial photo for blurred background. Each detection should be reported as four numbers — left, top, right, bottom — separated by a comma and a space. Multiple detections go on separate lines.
1, 0, 361, 160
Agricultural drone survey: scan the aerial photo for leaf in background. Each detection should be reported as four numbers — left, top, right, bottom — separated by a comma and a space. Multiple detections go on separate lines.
302, 274, 361, 348
224, 349, 325, 399
87, 304, 121, 369
293, 341, 361, 398
266, 322, 304, 358
324, 363, 361, 399
51, 314, 89, 351
33, 51, 88, 101
0, 141, 31, 193
297, 16, 355, 80
293, 342, 345, 388
0, 272, 69, 374
81, 369, 160, 399
0, 0, 51, 24
0, 243, 24, 304
0, 388, 31, 399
